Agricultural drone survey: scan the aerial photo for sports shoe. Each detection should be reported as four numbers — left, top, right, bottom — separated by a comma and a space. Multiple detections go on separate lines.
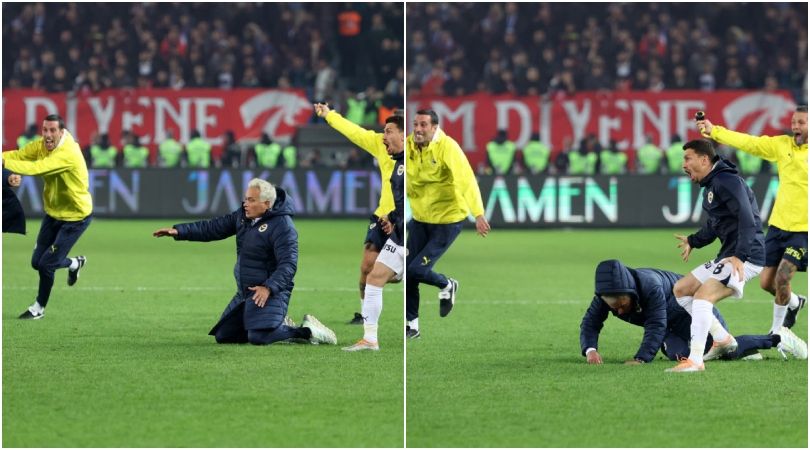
665, 358, 705, 372
283, 315, 296, 328
783, 295, 806, 329
406, 326, 421, 339
19, 302, 44, 320
776, 326, 808, 360
438, 278, 458, 317
301, 314, 337, 345
349, 312, 364, 325
740, 350, 763, 361
703, 335, 739, 361
67, 256, 86, 286
342, 339, 380, 352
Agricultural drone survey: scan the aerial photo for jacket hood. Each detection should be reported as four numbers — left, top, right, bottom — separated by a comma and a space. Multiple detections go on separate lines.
594, 259, 638, 300
265, 187, 294, 218
699, 158, 738, 187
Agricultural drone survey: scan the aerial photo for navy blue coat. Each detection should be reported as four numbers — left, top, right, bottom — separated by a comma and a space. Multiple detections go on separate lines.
388, 151, 405, 246
2, 168, 25, 234
688, 159, 765, 265
579, 260, 684, 362
174, 188, 298, 330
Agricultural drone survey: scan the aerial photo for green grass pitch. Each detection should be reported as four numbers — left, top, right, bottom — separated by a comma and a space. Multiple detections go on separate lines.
3, 219, 404, 447
406, 228, 807, 448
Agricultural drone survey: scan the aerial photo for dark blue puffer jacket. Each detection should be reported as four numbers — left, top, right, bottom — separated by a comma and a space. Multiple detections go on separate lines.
688, 158, 765, 265
173, 188, 297, 329
579, 260, 683, 362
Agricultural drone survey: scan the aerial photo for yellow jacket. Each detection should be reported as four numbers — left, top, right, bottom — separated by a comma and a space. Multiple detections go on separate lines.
3, 130, 93, 221
406, 128, 484, 224
710, 126, 807, 231
326, 110, 395, 217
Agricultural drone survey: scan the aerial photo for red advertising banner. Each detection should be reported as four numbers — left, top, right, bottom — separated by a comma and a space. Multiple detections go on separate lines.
408, 90, 797, 169
2, 88, 313, 159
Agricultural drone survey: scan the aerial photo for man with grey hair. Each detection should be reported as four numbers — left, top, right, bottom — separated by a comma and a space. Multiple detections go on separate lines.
153, 178, 337, 345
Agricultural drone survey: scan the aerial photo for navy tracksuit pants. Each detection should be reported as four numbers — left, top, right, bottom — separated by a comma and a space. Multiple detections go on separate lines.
31, 214, 92, 307
405, 219, 464, 321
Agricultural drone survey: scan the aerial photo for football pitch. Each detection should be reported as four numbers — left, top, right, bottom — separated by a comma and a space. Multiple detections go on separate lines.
406, 227, 808, 448
3, 219, 404, 448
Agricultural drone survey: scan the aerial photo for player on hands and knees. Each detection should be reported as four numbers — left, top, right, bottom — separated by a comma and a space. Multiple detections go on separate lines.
697, 107, 808, 332
668, 139, 766, 372
343, 115, 405, 351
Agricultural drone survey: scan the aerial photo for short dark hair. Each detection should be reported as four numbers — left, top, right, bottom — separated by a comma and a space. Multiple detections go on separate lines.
415, 109, 439, 125
43, 114, 66, 129
385, 114, 404, 131
683, 139, 717, 161
797, 105, 808, 113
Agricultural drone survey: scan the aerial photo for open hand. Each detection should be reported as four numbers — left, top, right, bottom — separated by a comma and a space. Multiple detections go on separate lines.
153, 228, 178, 237
249, 286, 270, 307
674, 234, 692, 262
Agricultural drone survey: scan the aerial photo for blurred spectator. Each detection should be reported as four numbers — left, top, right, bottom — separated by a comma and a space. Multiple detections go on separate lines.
220, 130, 243, 168
301, 148, 325, 169
568, 135, 599, 175
599, 140, 627, 175
186, 129, 212, 168
406, 3, 806, 101
123, 134, 150, 168
252, 133, 282, 169
665, 135, 685, 174
636, 135, 664, 174
339, 148, 374, 169
17, 124, 38, 148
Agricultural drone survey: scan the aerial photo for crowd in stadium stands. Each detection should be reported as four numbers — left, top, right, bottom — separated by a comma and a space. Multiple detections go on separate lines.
4, 3, 402, 169
407, 3, 807, 102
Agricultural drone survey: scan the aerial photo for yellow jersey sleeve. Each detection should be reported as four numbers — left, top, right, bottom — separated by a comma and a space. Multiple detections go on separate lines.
441, 139, 485, 218
325, 110, 388, 161
710, 126, 782, 162
4, 147, 74, 176
3, 139, 43, 162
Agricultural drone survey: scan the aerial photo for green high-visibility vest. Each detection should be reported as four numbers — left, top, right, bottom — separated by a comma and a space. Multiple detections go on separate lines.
282, 145, 297, 169
569, 152, 598, 175
346, 98, 366, 125
17, 135, 37, 148
486, 140, 516, 175
159, 138, 183, 168
737, 150, 763, 175
666, 142, 684, 174
599, 150, 627, 175
522, 141, 550, 174
123, 144, 149, 168
90, 145, 118, 168
637, 144, 662, 174
187, 137, 212, 168
255, 142, 282, 168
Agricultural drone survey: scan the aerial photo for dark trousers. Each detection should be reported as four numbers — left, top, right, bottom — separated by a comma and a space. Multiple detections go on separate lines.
31, 214, 92, 307
405, 219, 464, 321
212, 301, 307, 345
662, 308, 776, 360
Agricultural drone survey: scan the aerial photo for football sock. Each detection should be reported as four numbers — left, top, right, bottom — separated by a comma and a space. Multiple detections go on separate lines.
676, 295, 694, 314
709, 316, 730, 342
408, 318, 419, 331
68, 258, 80, 270
771, 304, 788, 334
362, 284, 383, 343
29, 302, 44, 314
787, 292, 800, 310
689, 299, 713, 365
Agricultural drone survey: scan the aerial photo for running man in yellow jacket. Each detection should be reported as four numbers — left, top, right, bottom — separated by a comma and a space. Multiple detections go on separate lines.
406, 110, 490, 339
697, 105, 807, 333
314, 102, 397, 325
3, 114, 93, 320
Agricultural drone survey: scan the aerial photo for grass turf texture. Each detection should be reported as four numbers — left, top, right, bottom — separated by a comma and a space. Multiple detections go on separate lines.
406, 228, 808, 448
3, 219, 404, 447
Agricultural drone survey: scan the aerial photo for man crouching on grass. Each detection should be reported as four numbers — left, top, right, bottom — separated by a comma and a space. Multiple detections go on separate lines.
153, 178, 337, 345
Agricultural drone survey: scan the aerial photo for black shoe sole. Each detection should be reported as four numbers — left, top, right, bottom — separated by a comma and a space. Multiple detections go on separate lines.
784, 297, 806, 329
439, 300, 453, 317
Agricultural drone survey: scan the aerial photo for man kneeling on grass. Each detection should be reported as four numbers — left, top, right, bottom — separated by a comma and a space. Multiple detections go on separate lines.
154, 178, 336, 345
579, 260, 807, 365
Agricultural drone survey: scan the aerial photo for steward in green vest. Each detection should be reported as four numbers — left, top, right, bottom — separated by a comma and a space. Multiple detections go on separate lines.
90, 133, 118, 168
254, 133, 282, 168
636, 137, 663, 174
123, 135, 150, 168
346, 95, 367, 125
17, 124, 38, 148
599, 141, 627, 175
665, 135, 685, 174
159, 131, 184, 168
522, 132, 550, 175
486, 130, 517, 175
282, 144, 297, 169
568, 149, 598, 175
186, 130, 212, 168
736, 150, 763, 175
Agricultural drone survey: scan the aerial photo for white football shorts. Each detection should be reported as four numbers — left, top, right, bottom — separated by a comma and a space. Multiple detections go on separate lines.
690, 259, 763, 299
376, 238, 405, 281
